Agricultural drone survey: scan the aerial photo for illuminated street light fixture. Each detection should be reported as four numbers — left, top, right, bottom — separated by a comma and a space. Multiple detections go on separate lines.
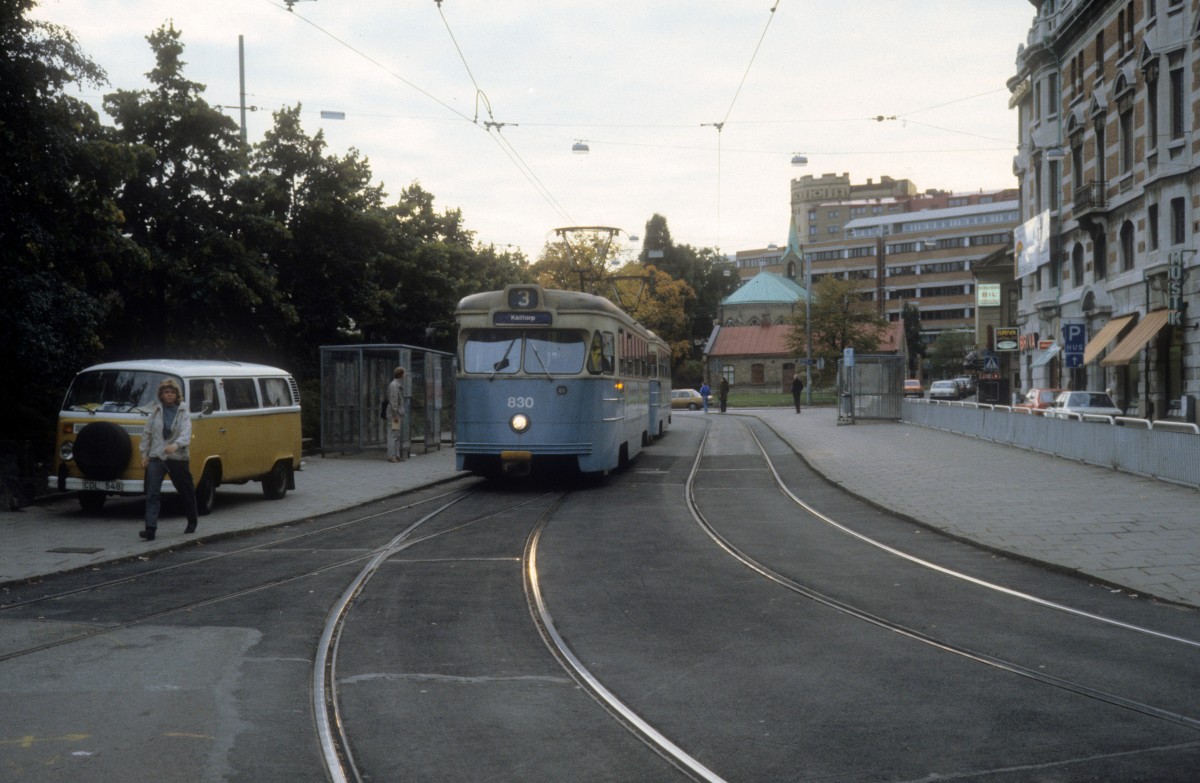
791, 153, 808, 166
572, 140, 590, 154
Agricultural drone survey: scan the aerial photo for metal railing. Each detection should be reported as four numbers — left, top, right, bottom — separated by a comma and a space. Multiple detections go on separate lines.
902, 398, 1200, 489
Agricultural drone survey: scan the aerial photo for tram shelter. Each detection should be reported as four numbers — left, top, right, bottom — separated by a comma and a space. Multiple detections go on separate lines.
319, 344, 456, 455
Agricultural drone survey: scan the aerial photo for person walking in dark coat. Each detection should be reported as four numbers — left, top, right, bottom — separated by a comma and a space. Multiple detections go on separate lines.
719, 378, 729, 413
791, 374, 804, 413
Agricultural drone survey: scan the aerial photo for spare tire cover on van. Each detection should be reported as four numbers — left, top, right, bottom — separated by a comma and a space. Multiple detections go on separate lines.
74, 422, 132, 481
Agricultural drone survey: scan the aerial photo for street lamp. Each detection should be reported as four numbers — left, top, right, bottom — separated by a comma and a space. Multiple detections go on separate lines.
791, 152, 812, 404
804, 245, 813, 406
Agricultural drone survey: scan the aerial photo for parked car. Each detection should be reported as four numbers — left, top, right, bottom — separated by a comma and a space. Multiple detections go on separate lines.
670, 388, 708, 410
953, 376, 976, 396
1048, 391, 1123, 420
903, 379, 924, 398
928, 380, 961, 400
1014, 387, 1063, 414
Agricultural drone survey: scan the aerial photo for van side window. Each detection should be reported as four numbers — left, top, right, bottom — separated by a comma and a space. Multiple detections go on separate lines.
223, 378, 259, 410
259, 377, 292, 407
189, 379, 221, 413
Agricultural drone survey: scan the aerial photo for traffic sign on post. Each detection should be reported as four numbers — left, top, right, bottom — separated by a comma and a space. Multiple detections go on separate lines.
1062, 323, 1086, 368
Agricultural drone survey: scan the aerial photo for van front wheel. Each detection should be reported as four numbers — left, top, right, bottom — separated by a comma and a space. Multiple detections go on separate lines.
262, 461, 289, 500
196, 465, 217, 516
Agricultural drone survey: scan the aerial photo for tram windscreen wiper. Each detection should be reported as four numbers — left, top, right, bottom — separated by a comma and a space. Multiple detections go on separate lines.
490, 338, 518, 380
526, 340, 554, 381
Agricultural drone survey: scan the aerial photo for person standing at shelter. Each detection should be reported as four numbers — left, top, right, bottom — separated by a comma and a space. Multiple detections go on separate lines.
699, 381, 711, 413
791, 374, 804, 413
719, 377, 729, 413
139, 378, 198, 541
387, 367, 407, 463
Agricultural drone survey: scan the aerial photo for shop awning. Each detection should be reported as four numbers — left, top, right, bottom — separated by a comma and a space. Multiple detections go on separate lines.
1100, 310, 1171, 366
1030, 342, 1060, 368
1082, 314, 1136, 365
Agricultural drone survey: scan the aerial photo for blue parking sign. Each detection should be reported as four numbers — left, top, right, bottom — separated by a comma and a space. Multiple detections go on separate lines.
1062, 323, 1086, 368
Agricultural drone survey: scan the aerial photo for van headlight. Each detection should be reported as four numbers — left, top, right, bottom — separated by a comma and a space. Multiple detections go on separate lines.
60, 441, 74, 461
510, 413, 530, 434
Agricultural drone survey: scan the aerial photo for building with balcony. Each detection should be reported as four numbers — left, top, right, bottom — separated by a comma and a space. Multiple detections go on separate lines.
1010, 0, 1200, 420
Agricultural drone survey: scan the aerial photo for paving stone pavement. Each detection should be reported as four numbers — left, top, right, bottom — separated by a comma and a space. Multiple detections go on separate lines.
3, 412, 1198, 609
752, 407, 1200, 608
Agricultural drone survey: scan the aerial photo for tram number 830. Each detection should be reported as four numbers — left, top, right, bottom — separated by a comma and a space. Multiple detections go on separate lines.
507, 397, 534, 409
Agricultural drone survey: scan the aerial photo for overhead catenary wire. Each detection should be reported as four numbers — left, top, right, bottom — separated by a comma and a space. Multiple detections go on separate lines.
435, 1, 573, 224
277, 0, 574, 227
702, 0, 784, 253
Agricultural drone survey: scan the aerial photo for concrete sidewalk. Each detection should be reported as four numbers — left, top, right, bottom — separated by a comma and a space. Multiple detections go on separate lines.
0, 446, 462, 586
3, 414, 1198, 608
752, 408, 1200, 609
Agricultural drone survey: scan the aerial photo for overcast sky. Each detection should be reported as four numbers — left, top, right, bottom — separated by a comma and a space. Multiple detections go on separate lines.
31, 0, 1036, 262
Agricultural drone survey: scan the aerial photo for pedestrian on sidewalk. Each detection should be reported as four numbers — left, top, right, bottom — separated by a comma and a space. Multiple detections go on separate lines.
699, 381, 710, 413
387, 367, 407, 462
139, 378, 198, 541
791, 374, 804, 413
719, 377, 729, 413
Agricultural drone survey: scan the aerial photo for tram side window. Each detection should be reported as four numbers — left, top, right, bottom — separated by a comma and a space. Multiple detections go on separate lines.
464, 330, 521, 374
587, 331, 616, 375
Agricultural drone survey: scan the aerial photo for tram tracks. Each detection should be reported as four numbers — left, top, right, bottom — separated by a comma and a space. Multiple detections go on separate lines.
687, 416, 1200, 732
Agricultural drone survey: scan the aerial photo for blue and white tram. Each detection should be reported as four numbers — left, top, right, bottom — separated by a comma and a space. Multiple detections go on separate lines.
454, 284, 672, 477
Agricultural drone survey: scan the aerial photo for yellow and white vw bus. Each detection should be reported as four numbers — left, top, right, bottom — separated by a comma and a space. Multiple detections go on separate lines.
50, 360, 302, 514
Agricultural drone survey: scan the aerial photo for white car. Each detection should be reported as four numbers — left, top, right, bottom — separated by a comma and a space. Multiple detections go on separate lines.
928, 380, 960, 400
1049, 391, 1123, 419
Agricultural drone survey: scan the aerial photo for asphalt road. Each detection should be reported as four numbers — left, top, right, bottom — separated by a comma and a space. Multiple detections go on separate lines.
2, 414, 1199, 781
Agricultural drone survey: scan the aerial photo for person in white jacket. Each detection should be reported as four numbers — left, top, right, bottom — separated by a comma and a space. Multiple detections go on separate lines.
139, 378, 198, 540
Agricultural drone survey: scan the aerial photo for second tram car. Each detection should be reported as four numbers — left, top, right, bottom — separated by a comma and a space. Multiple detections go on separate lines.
454, 284, 671, 477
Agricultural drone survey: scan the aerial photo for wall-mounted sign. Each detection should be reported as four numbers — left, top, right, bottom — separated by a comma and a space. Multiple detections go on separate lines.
977, 283, 1001, 307
1014, 211, 1051, 279
1168, 251, 1186, 326
994, 327, 1019, 351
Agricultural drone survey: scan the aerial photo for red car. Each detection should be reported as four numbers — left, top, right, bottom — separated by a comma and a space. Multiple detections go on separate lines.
1014, 387, 1063, 414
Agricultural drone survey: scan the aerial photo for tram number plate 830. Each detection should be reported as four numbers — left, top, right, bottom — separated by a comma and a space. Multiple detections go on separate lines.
507, 397, 534, 409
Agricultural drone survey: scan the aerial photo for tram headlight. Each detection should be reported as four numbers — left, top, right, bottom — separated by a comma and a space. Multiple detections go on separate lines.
509, 412, 530, 434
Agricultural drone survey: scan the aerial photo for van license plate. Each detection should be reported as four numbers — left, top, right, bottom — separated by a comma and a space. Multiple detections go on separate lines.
82, 480, 123, 492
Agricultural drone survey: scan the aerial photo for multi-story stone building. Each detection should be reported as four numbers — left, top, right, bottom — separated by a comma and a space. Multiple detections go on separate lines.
1010, 0, 1200, 420
790, 173, 918, 241
737, 182, 1020, 352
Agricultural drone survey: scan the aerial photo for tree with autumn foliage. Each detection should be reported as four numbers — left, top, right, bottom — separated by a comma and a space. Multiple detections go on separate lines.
786, 276, 890, 385
610, 264, 695, 363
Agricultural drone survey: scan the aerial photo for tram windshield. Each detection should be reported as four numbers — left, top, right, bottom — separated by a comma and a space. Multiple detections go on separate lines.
463, 330, 588, 375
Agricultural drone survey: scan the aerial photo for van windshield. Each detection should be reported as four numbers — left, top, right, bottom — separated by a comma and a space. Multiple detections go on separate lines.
62, 370, 177, 414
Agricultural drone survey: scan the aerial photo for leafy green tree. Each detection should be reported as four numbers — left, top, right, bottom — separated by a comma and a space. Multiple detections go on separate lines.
638, 215, 736, 353
786, 276, 889, 385
902, 303, 925, 377
0, 1, 143, 449
103, 24, 294, 359
926, 330, 974, 380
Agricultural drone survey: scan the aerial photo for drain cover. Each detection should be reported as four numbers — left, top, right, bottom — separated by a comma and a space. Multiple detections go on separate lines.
47, 547, 104, 554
